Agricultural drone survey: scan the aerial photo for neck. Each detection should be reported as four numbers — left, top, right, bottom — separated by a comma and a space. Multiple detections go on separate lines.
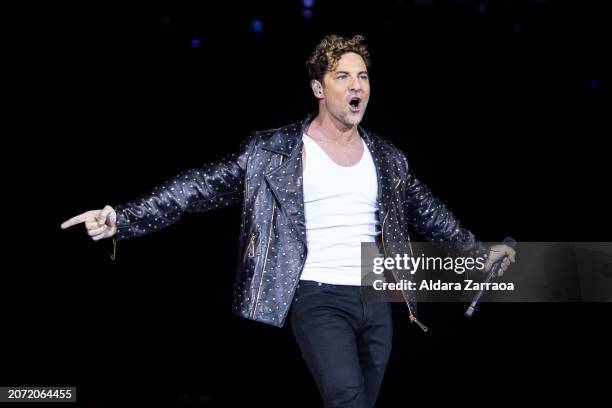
308, 109, 359, 144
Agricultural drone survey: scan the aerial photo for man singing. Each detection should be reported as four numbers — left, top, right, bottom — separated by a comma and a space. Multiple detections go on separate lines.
62, 34, 515, 408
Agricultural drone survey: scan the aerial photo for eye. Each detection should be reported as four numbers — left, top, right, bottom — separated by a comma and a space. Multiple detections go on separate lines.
360, 74, 369, 80
336, 74, 348, 80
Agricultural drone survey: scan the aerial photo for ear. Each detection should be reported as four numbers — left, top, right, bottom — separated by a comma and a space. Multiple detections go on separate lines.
310, 80, 324, 99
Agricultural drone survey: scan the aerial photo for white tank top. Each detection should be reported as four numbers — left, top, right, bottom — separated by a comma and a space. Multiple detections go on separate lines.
300, 133, 380, 285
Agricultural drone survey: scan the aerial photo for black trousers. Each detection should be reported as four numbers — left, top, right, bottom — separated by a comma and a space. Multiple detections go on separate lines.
290, 280, 393, 408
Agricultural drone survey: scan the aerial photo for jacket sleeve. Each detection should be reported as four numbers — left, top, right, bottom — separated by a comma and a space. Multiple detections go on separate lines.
113, 132, 257, 241
402, 169, 490, 260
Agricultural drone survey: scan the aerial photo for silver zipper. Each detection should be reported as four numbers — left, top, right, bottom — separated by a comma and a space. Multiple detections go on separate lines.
381, 178, 428, 332
244, 231, 258, 261
111, 237, 117, 261
251, 154, 283, 319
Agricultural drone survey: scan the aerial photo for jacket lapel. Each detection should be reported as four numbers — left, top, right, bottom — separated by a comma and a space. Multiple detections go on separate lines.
360, 126, 399, 217
262, 116, 312, 240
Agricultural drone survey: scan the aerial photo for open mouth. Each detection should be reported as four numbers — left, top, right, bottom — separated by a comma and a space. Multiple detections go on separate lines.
349, 97, 361, 112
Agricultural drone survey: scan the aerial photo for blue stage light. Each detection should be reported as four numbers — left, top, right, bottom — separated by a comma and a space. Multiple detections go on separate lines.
191, 38, 201, 49
251, 19, 264, 35
588, 80, 599, 90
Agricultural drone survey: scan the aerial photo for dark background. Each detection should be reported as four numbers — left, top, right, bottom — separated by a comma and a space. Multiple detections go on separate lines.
7, 1, 611, 406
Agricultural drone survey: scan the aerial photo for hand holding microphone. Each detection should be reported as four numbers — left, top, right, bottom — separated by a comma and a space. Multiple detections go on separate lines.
465, 237, 517, 318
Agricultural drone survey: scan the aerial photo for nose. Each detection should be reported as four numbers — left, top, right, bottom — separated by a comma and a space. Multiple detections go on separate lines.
349, 75, 362, 92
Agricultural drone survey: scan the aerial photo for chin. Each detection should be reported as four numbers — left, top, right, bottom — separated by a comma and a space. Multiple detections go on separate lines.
337, 111, 365, 127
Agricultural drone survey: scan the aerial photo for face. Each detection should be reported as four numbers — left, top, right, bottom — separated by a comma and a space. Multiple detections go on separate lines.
316, 52, 370, 127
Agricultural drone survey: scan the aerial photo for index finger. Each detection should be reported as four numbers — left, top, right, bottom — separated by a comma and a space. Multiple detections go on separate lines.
61, 212, 91, 229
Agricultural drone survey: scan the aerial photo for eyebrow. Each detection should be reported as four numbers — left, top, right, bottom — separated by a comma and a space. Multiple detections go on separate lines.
334, 70, 369, 75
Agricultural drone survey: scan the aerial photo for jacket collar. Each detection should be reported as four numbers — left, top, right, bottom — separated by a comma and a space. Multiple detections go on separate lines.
260, 114, 313, 157
260, 113, 378, 159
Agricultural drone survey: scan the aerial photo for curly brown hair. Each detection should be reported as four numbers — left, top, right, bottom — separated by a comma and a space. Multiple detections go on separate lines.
306, 34, 371, 83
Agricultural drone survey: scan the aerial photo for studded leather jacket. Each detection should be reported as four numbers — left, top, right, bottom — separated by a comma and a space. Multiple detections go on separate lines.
114, 114, 489, 330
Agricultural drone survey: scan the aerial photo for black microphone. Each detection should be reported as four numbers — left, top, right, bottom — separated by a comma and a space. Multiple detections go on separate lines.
465, 237, 516, 318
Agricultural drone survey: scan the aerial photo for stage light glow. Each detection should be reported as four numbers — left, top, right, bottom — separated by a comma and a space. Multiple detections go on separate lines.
251, 19, 264, 35
191, 38, 201, 48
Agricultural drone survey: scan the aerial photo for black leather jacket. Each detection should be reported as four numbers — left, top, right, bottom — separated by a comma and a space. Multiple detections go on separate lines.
114, 115, 489, 330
